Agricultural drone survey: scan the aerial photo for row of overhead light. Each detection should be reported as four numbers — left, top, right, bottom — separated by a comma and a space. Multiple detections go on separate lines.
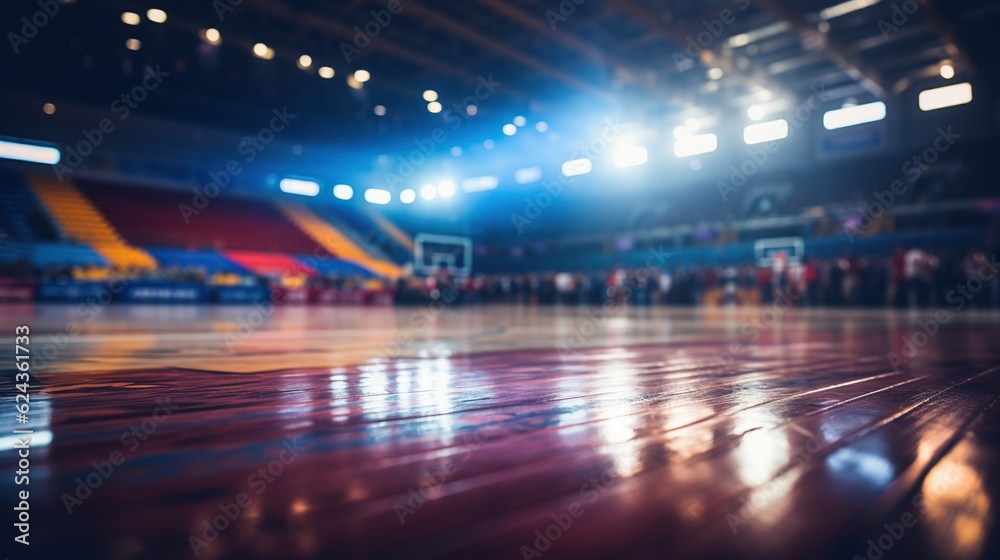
118, 10, 369, 88
22, 78, 970, 187
120, 8, 167, 51
279, 179, 458, 206
275, 80, 973, 206
116, 10, 548, 122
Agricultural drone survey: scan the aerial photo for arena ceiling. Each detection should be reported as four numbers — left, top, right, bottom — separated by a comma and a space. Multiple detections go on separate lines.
2, 0, 998, 142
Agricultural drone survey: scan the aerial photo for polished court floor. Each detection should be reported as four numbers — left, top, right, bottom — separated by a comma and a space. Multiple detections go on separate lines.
2, 304, 1000, 559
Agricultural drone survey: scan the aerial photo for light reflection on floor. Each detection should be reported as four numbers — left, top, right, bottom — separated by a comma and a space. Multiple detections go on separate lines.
0, 305, 998, 559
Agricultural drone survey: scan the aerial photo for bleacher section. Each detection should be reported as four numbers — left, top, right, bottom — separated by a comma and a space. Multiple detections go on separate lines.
369, 212, 414, 254
281, 204, 401, 279
29, 177, 157, 269
222, 251, 317, 277
77, 181, 321, 255
145, 248, 250, 275
0, 241, 107, 268
321, 205, 414, 264
0, 170, 57, 242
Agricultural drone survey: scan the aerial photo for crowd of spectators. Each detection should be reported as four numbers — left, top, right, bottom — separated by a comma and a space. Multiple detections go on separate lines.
3, 247, 998, 310
397, 247, 1000, 310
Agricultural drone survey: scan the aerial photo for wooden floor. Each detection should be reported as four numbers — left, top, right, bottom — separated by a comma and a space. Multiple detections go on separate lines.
3, 304, 1000, 559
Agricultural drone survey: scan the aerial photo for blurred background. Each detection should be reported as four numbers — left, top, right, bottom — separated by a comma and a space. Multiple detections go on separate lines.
0, 0, 998, 309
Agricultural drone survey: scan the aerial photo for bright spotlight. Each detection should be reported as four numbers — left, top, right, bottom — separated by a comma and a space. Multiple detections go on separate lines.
819, 0, 880, 21
400, 189, 416, 204
427, 102, 442, 114
823, 101, 886, 130
318, 66, 335, 79
513, 116, 527, 127
354, 69, 371, 83
707, 67, 724, 80
423, 90, 438, 102
466, 105, 478, 116
0, 139, 60, 165
333, 184, 354, 200
744, 119, 789, 145
939, 63, 955, 80
253, 43, 273, 59
748, 105, 765, 121
121, 12, 140, 26
201, 28, 221, 45
562, 158, 592, 177
613, 146, 649, 168
515, 167, 543, 184
420, 184, 438, 200
373, 105, 386, 116
147, 9, 167, 24
502, 124, 517, 136
438, 181, 456, 198
126, 38, 141, 51
364, 188, 391, 205
461, 176, 499, 193
279, 178, 320, 197
919, 82, 972, 112
297, 55, 313, 69
674, 133, 718, 158
729, 34, 751, 47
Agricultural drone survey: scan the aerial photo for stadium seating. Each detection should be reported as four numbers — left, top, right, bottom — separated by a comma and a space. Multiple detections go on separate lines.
29, 177, 157, 269
320, 205, 413, 263
76, 181, 320, 255
0, 170, 57, 242
222, 251, 317, 277
0, 240, 106, 268
145, 248, 251, 275
280, 204, 401, 279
